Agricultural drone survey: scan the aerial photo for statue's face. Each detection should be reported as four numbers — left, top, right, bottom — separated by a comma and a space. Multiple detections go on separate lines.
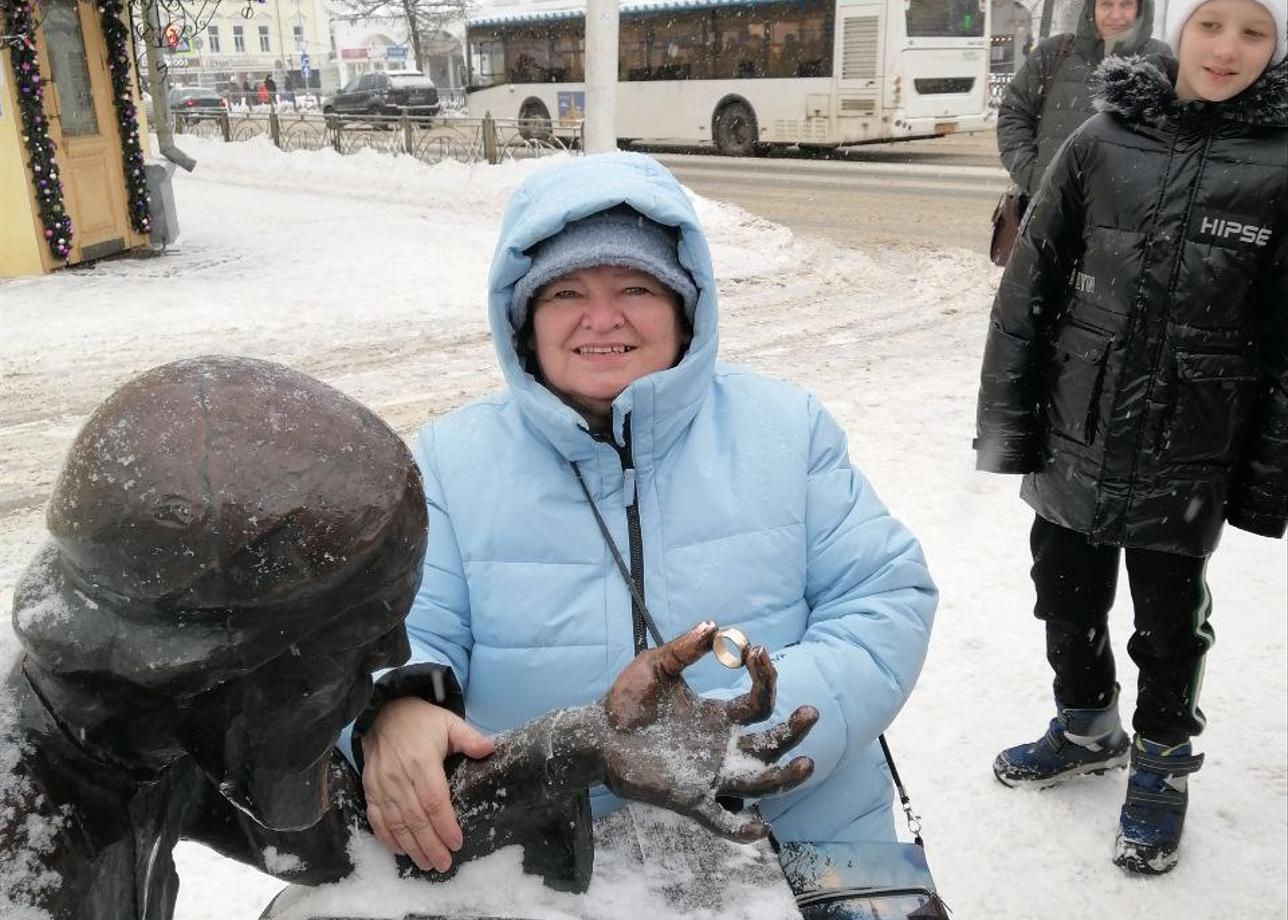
182, 602, 411, 831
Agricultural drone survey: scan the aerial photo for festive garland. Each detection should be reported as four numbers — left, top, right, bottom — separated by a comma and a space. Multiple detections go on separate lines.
3, 0, 73, 260
97, 0, 150, 234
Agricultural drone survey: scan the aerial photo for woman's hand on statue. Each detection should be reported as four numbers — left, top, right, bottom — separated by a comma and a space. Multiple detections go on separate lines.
599, 621, 817, 842
360, 696, 495, 872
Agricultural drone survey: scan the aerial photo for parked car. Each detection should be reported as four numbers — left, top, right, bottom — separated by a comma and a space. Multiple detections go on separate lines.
168, 86, 226, 118
323, 71, 440, 118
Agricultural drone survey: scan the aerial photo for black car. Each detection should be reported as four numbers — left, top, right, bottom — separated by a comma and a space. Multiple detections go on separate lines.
168, 85, 226, 118
323, 71, 440, 118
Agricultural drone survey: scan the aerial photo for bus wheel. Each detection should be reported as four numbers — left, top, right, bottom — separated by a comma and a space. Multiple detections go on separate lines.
714, 101, 758, 157
519, 100, 552, 141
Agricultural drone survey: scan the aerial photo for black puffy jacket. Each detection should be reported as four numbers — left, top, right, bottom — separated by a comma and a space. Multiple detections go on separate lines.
975, 55, 1288, 556
996, 0, 1170, 196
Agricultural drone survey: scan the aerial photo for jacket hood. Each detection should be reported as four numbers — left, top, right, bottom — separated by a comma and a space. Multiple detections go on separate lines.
1075, 0, 1159, 57
487, 152, 718, 458
1094, 54, 1288, 128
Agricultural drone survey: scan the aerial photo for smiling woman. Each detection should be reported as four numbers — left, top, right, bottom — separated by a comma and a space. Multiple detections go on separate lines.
346, 151, 939, 897
510, 206, 698, 428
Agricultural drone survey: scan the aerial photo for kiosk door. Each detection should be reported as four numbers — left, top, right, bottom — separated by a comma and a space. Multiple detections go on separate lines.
40, 0, 132, 263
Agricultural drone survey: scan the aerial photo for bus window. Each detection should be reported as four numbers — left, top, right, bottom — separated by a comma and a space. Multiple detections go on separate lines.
620, 17, 650, 80
507, 26, 554, 82
905, 0, 986, 38
470, 30, 505, 89
714, 7, 768, 79
650, 11, 712, 80
551, 20, 584, 81
767, 0, 831, 77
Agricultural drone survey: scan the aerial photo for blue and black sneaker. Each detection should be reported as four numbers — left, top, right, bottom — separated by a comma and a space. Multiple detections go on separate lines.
993, 701, 1130, 788
1113, 736, 1204, 875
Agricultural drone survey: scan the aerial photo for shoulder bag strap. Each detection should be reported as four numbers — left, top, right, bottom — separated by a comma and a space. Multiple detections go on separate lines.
1035, 33, 1076, 125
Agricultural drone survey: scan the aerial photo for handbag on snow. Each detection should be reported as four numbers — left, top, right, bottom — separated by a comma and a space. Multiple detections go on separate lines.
990, 33, 1075, 267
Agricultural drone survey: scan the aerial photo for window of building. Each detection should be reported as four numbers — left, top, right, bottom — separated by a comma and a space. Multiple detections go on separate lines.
259, 24, 271, 52
233, 24, 245, 53
292, 24, 303, 49
207, 24, 221, 53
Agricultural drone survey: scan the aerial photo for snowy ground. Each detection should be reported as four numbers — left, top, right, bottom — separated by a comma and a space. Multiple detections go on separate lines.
1, 136, 1284, 920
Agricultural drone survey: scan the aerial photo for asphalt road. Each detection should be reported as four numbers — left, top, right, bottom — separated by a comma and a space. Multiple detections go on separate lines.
648, 129, 1006, 253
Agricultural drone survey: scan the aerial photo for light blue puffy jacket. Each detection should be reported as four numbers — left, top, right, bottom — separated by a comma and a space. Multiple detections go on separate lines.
401, 152, 936, 843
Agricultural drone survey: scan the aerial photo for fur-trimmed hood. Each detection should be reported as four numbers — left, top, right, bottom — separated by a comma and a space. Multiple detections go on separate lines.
1094, 54, 1288, 128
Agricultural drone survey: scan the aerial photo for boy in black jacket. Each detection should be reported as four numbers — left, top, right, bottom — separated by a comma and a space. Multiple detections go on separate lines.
974, 0, 1286, 876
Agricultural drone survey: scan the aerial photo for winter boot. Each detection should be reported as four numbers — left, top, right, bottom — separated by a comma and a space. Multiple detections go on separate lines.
993, 696, 1130, 788
1113, 736, 1204, 875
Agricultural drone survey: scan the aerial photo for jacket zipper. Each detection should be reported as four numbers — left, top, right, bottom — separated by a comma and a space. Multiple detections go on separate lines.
594, 418, 647, 654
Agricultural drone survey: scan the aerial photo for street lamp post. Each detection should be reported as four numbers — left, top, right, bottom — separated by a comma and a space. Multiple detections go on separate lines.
584, 0, 618, 152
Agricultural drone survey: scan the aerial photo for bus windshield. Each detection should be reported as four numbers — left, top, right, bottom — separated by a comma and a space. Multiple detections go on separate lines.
905, 0, 985, 37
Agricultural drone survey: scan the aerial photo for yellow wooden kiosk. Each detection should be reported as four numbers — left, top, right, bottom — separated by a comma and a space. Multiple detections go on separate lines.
2, 0, 153, 277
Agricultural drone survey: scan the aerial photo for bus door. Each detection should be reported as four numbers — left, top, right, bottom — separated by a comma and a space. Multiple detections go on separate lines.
833, 4, 884, 140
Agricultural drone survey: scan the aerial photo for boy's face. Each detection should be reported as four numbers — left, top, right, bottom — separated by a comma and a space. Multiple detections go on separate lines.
1176, 0, 1278, 102
1095, 0, 1139, 39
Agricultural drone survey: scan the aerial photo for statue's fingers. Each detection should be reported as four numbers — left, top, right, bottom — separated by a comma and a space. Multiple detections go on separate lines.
725, 646, 776, 724
656, 620, 719, 679
737, 705, 819, 762
720, 755, 814, 798
686, 798, 771, 843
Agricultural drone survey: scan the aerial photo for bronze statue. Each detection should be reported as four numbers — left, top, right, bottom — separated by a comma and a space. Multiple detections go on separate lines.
1, 356, 817, 920
1, 356, 427, 920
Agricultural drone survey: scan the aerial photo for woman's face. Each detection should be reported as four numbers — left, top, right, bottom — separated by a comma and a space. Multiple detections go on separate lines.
530, 265, 686, 426
1094, 0, 1138, 40
1175, 0, 1277, 102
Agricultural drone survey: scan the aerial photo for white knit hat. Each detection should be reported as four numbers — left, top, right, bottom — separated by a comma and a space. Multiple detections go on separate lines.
1165, 0, 1287, 66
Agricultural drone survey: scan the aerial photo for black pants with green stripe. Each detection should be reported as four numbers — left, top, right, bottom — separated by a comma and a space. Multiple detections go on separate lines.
1029, 515, 1214, 747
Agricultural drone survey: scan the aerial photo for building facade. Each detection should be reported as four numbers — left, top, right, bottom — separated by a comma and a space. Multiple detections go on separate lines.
148, 0, 466, 97
149, 0, 333, 97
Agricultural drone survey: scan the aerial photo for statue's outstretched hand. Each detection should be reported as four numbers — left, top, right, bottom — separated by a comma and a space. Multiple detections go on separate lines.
599, 621, 817, 842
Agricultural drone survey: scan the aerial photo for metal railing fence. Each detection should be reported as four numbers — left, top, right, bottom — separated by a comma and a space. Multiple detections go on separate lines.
988, 73, 1014, 108
174, 109, 581, 165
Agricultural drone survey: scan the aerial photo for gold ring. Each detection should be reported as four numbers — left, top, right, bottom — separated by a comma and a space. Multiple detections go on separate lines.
713, 626, 750, 669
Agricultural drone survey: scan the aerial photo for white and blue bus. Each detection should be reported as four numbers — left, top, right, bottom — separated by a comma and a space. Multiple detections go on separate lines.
465, 0, 991, 154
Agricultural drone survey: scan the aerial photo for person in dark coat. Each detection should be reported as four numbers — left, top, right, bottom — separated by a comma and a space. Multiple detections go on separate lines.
996, 0, 1171, 198
265, 72, 278, 103
976, 0, 1286, 877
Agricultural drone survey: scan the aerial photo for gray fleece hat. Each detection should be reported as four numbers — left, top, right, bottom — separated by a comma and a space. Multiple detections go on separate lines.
509, 206, 699, 329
